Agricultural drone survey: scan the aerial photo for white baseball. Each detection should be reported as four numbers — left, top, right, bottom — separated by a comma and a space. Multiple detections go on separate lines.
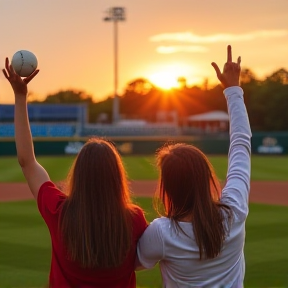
11, 50, 38, 77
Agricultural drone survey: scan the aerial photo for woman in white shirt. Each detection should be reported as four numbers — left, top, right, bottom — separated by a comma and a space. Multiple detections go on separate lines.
137, 45, 252, 288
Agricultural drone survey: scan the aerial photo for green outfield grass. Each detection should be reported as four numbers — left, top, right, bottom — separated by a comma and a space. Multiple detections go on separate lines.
0, 155, 287, 182
0, 155, 288, 287
0, 199, 288, 288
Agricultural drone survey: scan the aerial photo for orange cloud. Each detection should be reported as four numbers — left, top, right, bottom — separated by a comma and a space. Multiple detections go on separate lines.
150, 30, 288, 44
156, 45, 208, 54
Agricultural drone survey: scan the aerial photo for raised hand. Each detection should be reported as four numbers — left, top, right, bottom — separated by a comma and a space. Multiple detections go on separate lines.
2, 57, 39, 98
211, 45, 241, 88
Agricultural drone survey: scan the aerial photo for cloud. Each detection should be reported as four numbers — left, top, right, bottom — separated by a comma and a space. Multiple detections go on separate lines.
156, 45, 209, 54
150, 30, 288, 44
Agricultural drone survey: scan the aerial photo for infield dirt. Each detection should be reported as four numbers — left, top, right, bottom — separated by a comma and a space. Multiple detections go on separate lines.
0, 181, 287, 206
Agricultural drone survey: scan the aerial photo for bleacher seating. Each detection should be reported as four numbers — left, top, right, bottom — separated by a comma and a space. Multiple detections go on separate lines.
1, 104, 224, 138
81, 124, 180, 137
0, 123, 76, 137
0, 104, 85, 138
0, 104, 87, 123
0, 124, 14, 137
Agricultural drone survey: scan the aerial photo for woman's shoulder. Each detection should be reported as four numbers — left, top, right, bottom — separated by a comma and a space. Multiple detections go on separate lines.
38, 181, 66, 201
128, 205, 149, 237
129, 204, 144, 214
150, 217, 169, 224
128, 204, 147, 223
38, 180, 67, 215
148, 217, 171, 231
139, 217, 170, 242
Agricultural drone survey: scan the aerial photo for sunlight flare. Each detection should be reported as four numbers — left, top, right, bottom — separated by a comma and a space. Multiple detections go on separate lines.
149, 71, 180, 90
146, 64, 198, 90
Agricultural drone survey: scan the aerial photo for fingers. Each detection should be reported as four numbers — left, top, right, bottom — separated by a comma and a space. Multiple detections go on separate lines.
3, 58, 11, 80
227, 45, 232, 63
211, 62, 221, 78
24, 69, 39, 84
212, 46, 240, 88
237, 56, 241, 66
5, 57, 10, 70
4, 57, 11, 76
2, 69, 9, 80
4, 57, 17, 78
9, 64, 17, 75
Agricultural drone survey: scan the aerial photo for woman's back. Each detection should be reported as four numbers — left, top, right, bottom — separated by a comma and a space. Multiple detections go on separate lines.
137, 47, 251, 287
38, 181, 147, 287
139, 216, 245, 287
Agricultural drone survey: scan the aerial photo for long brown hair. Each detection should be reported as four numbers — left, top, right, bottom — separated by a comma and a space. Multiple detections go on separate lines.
155, 143, 232, 260
60, 138, 135, 268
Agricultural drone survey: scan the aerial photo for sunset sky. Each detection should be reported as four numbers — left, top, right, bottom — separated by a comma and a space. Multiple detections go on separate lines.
1, 0, 288, 104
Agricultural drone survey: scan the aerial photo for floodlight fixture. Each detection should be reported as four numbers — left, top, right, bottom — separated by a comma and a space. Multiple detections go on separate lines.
103, 7, 126, 124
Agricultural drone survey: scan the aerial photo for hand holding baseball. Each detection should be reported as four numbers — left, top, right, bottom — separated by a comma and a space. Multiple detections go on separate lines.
2, 57, 39, 98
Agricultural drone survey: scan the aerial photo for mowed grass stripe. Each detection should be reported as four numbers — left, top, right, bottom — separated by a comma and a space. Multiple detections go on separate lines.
0, 200, 288, 287
245, 258, 288, 287
208, 155, 288, 181
0, 201, 50, 287
123, 156, 157, 180
251, 156, 288, 180
244, 203, 288, 286
0, 268, 49, 288
0, 155, 287, 182
0, 157, 25, 182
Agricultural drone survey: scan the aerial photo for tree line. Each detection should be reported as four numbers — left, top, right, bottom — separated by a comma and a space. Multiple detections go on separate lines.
30, 68, 288, 131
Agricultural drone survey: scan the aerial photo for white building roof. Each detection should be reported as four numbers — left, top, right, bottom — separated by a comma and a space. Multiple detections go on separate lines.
187, 111, 229, 121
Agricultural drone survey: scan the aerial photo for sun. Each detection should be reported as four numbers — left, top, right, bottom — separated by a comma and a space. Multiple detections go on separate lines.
148, 71, 180, 90
146, 63, 197, 90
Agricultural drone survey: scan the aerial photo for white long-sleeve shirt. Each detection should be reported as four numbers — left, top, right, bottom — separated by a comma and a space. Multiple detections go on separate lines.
137, 86, 252, 288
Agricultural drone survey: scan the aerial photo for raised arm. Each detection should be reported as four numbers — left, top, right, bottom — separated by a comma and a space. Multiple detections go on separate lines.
2, 58, 50, 199
212, 46, 252, 220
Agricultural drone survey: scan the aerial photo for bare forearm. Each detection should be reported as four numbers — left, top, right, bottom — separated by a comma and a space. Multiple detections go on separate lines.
3, 58, 49, 198
14, 95, 35, 167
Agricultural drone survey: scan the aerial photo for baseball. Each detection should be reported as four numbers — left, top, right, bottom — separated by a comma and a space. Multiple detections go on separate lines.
11, 50, 38, 77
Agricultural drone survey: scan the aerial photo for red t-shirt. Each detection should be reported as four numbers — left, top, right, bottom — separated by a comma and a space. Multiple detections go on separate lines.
37, 181, 148, 288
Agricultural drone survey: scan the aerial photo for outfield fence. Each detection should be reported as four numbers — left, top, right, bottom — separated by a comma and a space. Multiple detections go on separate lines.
0, 132, 287, 155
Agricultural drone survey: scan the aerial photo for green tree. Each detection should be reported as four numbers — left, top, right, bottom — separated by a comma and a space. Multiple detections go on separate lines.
43, 89, 93, 104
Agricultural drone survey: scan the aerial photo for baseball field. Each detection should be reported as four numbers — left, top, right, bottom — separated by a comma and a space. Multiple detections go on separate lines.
0, 155, 288, 287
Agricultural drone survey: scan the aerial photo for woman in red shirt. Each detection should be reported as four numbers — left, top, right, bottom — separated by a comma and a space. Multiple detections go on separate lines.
2, 58, 148, 288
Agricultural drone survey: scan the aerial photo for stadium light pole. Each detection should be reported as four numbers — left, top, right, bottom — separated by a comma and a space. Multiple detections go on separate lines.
103, 7, 126, 124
